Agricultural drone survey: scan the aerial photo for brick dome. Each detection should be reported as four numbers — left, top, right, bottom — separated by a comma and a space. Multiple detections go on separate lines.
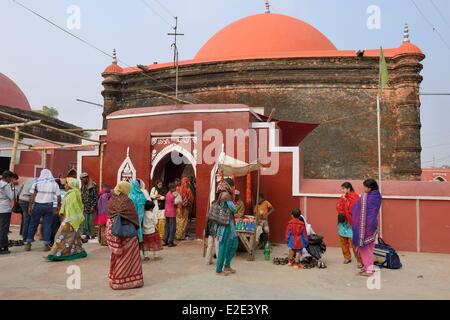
194, 13, 337, 62
0, 72, 31, 111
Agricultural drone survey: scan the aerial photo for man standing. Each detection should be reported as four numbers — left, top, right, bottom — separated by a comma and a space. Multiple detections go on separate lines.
253, 193, 274, 248
25, 169, 61, 252
234, 190, 245, 218
80, 173, 98, 240
0, 171, 16, 254
18, 177, 36, 242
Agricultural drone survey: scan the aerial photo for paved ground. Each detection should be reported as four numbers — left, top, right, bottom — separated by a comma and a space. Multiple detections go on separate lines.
1, 226, 449, 300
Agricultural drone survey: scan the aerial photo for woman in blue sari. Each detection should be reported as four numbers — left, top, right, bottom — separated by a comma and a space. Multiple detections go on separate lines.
128, 180, 147, 244
210, 178, 239, 276
352, 179, 382, 277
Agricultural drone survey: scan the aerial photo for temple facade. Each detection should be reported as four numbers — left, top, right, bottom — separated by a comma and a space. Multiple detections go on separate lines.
101, 13, 425, 181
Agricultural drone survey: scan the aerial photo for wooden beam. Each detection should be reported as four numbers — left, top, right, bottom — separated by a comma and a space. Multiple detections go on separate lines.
9, 127, 20, 171
0, 142, 103, 151
139, 89, 191, 105
99, 142, 105, 188
0, 134, 33, 148
0, 110, 100, 143
0, 120, 41, 129
5, 127, 63, 146
65, 128, 105, 132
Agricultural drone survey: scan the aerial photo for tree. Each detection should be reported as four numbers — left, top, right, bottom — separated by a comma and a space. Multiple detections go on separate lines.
34, 106, 59, 119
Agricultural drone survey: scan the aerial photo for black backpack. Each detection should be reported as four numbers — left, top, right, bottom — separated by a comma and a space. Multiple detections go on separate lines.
374, 238, 402, 269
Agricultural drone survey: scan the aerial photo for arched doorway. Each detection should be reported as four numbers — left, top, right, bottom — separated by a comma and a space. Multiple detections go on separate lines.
151, 145, 197, 239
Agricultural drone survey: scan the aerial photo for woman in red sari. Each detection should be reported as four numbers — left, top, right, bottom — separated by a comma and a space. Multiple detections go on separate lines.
106, 181, 144, 290
175, 177, 193, 240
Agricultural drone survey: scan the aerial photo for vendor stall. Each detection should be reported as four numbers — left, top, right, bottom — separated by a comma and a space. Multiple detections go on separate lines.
205, 150, 262, 261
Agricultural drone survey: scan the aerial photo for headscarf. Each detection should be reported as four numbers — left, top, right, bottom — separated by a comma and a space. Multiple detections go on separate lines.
352, 190, 382, 248
36, 169, 55, 185
108, 182, 139, 227
137, 178, 151, 201
114, 180, 131, 196
59, 178, 85, 231
128, 180, 147, 241
180, 177, 193, 205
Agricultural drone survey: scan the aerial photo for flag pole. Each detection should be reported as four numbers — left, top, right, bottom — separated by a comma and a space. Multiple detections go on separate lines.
378, 47, 383, 238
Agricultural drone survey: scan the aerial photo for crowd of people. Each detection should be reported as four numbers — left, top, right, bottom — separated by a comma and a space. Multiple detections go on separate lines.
0, 167, 383, 289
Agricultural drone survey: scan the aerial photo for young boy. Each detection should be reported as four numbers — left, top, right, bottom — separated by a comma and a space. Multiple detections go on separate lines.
142, 201, 163, 261
285, 208, 308, 269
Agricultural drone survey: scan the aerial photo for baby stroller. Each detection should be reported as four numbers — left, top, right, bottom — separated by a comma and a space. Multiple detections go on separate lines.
301, 234, 327, 269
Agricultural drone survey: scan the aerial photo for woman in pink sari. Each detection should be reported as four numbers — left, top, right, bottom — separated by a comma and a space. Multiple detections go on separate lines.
352, 179, 382, 277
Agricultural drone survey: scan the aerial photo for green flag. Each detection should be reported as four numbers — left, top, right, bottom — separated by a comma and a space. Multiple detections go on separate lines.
379, 47, 389, 92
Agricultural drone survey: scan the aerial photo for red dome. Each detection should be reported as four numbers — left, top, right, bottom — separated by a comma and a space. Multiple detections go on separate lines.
0, 73, 31, 111
194, 13, 337, 62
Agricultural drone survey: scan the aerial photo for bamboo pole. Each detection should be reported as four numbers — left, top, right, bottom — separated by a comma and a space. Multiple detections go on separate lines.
99, 143, 105, 188
0, 120, 41, 129
139, 89, 190, 105
9, 127, 20, 171
0, 135, 33, 148
42, 149, 47, 168
0, 142, 103, 151
5, 127, 63, 146
65, 128, 105, 132
0, 110, 100, 143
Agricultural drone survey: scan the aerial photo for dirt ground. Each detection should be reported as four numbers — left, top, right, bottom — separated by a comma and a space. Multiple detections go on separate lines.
1, 226, 449, 300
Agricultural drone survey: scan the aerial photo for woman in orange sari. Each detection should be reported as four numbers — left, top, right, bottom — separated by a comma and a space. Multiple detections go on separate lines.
106, 181, 144, 290
175, 177, 193, 240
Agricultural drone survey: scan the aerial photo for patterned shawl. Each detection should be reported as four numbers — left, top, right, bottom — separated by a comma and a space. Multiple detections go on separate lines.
59, 178, 85, 231
352, 190, 382, 248
36, 169, 55, 185
128, 180, 147, 241
108, 193, 139, 227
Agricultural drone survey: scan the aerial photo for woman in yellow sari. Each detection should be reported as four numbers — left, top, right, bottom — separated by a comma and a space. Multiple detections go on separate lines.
175, 177, 193, 240
47, 178, 87, 261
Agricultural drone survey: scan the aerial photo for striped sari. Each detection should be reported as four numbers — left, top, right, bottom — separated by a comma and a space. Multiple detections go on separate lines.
106, 218, 144, 290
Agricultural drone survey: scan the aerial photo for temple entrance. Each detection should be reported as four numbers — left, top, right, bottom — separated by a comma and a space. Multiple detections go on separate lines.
151, 149, 197, 240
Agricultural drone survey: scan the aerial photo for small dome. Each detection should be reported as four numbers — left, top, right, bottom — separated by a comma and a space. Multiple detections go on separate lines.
195, 13, 337, 62
103, 63, 123, 74
396, 41, 423, 56
0, 72, 31, 111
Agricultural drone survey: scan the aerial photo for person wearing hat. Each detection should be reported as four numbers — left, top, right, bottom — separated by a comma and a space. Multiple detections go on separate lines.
80, 172, 98, 240
234, 190, 245, 218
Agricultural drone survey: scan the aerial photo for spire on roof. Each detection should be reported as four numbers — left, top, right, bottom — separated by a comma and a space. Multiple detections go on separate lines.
264, 0, 271, 14
112, 48, 117, 64
403, 23, 410, 43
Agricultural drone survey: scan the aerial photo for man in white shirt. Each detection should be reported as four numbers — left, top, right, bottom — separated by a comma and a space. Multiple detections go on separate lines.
0, 171, 16, 254
24, 169, 61, 252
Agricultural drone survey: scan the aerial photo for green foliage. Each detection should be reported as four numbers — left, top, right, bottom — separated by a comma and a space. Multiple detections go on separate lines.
34, 106, 59, 118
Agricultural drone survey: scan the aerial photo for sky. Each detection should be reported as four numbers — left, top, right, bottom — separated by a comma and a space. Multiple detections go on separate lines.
1, 0, 449, 167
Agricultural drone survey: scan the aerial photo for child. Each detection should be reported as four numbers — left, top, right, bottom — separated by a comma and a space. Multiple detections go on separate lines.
142, 200, 163, 261
285, 208, 308, 269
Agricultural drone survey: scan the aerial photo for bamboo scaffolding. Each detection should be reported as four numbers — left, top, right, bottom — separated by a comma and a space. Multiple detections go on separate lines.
0, 110, 101, 143
5, 127, 63, 146
0, 135, 33, 148
0, 120, 41, 129
9, 127, 20, 171
0, 142, 103, 151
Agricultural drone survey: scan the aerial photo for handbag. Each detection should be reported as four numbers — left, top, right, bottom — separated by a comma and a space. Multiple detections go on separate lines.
374, 238, 402, 269
12, 187, 23, 215
207, 202, 231, 226
111, 215, 137, 238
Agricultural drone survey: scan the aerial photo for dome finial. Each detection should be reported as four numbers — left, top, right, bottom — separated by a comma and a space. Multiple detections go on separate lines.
112, 48, 117, 64
403, 23, 410, 43
264, 0, 271, 14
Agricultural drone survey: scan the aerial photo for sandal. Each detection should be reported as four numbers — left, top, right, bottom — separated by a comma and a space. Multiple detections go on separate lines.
343, 259, 352, 264
224, 268, 237, 274
216, 272, 229, 277
357, 271, 374, 277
